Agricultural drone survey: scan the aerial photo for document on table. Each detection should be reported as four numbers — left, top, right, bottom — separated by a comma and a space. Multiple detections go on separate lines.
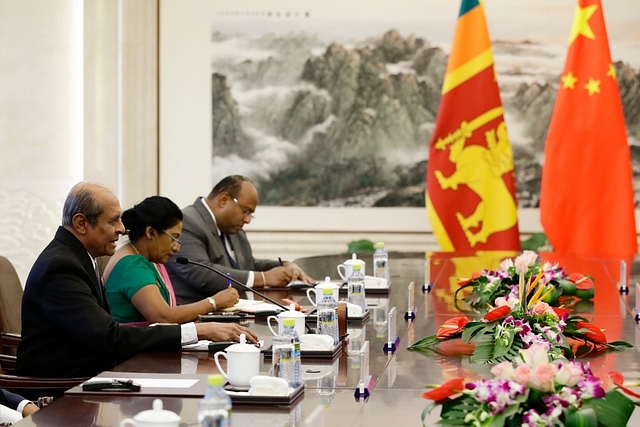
83, 377, 199, 388
222, 299, 284, 313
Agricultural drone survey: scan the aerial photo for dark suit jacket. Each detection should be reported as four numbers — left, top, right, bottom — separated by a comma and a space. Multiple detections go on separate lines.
0, 388, 25, 411
166, 197, 279, 304
17, 227, 181, 378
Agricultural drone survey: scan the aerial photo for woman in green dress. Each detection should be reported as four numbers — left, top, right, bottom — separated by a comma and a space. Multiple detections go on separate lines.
103, 196, 239, 324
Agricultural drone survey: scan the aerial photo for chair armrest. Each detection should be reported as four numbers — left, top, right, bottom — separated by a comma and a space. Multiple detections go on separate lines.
0, 374, 89, 400
1, 332, 21, 346
0, 354, 16, 374
1, 332, 20, 357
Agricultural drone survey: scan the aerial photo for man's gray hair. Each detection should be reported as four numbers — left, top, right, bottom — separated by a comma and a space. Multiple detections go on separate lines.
61, 185, 104, 227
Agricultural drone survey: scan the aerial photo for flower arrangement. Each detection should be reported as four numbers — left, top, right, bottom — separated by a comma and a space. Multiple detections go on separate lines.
420, 344, 638, 427
454, 251, 594, 313
409, 260, 631, 363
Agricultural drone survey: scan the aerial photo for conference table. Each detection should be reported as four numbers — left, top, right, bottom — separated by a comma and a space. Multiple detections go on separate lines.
13, 252, 640, 426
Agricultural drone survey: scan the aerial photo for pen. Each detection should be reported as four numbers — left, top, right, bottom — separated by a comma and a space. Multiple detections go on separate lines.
226, 272, 232, 287
278, 257, 284, 266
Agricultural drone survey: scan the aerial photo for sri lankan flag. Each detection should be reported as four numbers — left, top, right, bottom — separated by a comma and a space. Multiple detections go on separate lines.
426, 0, 520, 252
540, 0, 637, 259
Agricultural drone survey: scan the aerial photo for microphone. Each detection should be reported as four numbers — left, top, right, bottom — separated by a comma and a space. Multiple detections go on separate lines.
175, 257, 315, 334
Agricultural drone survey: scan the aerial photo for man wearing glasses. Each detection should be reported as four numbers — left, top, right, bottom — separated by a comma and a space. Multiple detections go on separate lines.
166, 175, 314, 304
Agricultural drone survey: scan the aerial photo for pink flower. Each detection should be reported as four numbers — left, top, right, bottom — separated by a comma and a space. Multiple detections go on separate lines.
531, 301, 555, 317
514, 364, 531, 385
491, 362, 515, 381
494, 297, 509, 307
520, 250, 538, 266
515, 251, 538, 273
499, 258, 514, 271
556, 361, 584, 387
530, 363, 558, 392
519, 343, 549, 367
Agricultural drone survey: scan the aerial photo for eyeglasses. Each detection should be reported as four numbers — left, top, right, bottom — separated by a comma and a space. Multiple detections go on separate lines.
232, 197, 255, 219
162, 230, 182, 247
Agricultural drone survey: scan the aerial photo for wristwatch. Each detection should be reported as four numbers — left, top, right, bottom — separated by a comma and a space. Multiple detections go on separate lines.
207, 297, 217, 312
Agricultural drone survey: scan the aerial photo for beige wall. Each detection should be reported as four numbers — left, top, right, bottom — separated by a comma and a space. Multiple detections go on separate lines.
1, 0, 158, 284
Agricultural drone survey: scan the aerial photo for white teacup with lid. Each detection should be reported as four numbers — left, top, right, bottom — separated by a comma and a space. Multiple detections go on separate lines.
213, 333, 260, 388
306, 276, 341, 307
119, 399, 181, 427
267, 303, 306, 337
337, 253, 366, 281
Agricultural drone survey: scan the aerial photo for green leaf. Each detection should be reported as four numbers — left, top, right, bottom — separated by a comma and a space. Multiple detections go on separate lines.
486, 403, 522, 427
580, 390, 635, 427
470, 339, 495, 364
564, 407, 598, 427
461, 322, 487, 343
346, 239, 375, 254
408, 335, 441, 350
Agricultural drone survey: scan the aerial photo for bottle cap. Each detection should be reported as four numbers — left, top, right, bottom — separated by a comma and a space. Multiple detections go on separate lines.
323, 287, 333, 295
375, 242, 385, 248
352, 264, 361, 270
208, 374, 225, 387
283, 318, 296, 327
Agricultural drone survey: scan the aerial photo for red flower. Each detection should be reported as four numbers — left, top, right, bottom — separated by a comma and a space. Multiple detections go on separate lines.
458, 272, 482, 286
422, 377, 465, 401
436, 317, 470, 339
567, 273, 594, 290
575, 321, 607, 343
483, 306, 511, 322
552, 307, 572, 319
609, 371, 640, 398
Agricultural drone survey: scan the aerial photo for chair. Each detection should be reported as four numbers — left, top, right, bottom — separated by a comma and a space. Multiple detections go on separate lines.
0, 258, 90, 400
0, 255, 23, 335
0, 309, 88, 400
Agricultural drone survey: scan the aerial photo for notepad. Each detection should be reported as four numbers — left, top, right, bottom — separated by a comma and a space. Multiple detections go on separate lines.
222, 299, 284, 314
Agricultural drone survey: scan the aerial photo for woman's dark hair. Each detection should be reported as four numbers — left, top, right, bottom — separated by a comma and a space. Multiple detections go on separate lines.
122, 196, 183, 241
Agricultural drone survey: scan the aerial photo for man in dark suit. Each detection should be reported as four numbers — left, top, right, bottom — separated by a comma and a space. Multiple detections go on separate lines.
0, 388, 38, 422
166, 175, 314, 304
17, 182, 257, 378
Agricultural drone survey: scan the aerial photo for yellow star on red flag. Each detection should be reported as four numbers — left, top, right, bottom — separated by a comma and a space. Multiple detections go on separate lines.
569, 4, 597, 44
561, 72, 578, 89
584, 78, 600, 95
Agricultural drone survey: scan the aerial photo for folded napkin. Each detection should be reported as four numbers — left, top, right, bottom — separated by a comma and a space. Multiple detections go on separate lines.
345, 302, 363, 317
300, 334, 334, 351
364, 275, 388, 289
248, 375, 290, 396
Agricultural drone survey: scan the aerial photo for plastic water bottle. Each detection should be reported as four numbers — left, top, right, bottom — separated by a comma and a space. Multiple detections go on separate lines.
348, 263, 366, 312
281, 318, 302, 387
272, 335, 296, 387
198, 374, 232, 427
317, 287, 339, 345
373, 241, 390, 283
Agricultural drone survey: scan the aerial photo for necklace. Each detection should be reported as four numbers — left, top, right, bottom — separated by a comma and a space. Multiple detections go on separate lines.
129, 241, 140, 255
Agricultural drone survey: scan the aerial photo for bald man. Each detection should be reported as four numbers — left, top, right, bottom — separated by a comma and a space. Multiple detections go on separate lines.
166, 175, 314, 304
18, 182, 256, 380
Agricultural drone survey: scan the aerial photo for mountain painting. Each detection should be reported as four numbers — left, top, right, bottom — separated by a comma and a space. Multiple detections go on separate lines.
206, 1, 640, 208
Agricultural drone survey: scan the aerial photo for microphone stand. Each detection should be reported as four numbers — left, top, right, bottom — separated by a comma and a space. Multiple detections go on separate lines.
176, 257, 315, 333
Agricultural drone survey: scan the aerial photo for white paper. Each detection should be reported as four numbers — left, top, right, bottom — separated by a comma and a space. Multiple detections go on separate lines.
182, 340, 212, 350
222, 299, 284, 313
84, 377, 199, 388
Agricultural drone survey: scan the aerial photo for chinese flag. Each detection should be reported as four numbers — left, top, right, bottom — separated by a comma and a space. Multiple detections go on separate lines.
426, 0, 520, 252
540, 0, 637, 259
